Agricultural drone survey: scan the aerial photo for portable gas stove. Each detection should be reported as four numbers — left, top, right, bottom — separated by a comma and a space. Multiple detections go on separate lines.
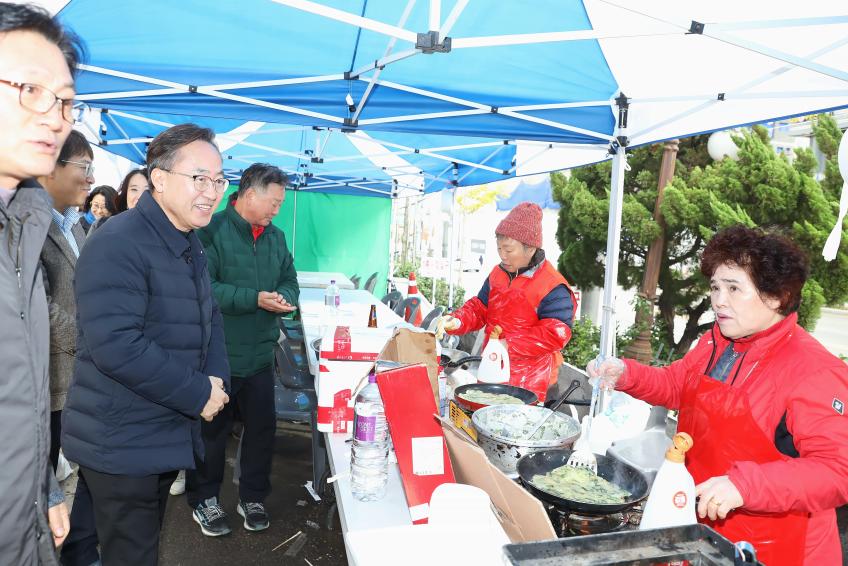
546, 502, 643, 537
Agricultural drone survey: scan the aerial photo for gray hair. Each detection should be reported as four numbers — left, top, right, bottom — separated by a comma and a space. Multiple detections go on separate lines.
238, 163, 288, 195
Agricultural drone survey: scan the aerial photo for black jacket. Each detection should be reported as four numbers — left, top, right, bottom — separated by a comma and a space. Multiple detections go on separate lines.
62, 191, 230, 475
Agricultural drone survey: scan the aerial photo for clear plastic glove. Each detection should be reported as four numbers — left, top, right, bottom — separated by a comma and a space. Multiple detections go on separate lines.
585, 355, 626, 390
435, 315, 461, 339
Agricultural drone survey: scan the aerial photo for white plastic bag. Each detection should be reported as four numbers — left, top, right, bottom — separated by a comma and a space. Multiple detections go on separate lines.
588, 390, 651, 455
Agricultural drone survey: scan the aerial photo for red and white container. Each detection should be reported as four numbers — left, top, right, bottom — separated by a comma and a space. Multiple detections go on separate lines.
316, 325, 394, 433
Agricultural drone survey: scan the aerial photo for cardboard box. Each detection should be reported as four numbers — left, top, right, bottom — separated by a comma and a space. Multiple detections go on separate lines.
377, 363, 455, 525
316, 325, 394, 433
439, 417, 557, 543
378, 328, 439, 406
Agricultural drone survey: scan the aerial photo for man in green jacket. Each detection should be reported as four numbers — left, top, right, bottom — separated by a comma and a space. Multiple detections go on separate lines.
188, 163, 298, 536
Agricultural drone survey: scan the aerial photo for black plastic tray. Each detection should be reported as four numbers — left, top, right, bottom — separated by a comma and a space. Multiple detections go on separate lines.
503, 524, 760, 566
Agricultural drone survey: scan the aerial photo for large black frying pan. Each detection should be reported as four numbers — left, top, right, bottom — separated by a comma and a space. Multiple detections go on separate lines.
517, 448, 649, 514
453, 383, 538, 412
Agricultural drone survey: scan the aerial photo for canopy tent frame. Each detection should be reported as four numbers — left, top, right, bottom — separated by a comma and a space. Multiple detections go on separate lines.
91, 109, 526, 193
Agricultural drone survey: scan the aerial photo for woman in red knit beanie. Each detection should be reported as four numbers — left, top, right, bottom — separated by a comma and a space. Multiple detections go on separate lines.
439, 202, 577, 401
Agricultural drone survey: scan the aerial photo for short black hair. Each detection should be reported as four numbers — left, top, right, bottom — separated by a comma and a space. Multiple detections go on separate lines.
147, 123, 217, 173
0, 3, 87, 77
83, 185, 118, 215
57, 129, 92, 162
238, 163, 288, 196
116, 168, 148, 212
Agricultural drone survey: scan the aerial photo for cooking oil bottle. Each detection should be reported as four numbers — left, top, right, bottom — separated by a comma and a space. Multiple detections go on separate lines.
639, 432, 696, 530
476, 325, 510, 384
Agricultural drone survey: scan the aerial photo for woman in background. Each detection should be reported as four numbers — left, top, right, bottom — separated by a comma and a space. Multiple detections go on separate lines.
88, 169, 148, 236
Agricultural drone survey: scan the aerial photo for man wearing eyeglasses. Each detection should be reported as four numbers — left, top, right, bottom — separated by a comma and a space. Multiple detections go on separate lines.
36, 129, 92, 467
0, 4, 85, 565
62, 124, 231, 566
187, 163, 298, 536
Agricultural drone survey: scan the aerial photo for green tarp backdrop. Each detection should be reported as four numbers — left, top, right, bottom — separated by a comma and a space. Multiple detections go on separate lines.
217, 187, 392, 298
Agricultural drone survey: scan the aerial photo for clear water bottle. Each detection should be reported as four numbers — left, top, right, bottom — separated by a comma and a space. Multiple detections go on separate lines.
324, 279, 340, 312
350, 371, 389, 502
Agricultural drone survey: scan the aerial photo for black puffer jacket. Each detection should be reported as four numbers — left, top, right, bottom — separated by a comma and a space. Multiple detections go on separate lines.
62, 191, 230, 475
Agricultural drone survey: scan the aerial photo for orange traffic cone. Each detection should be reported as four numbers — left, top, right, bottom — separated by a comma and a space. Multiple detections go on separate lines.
406, 272, 424, 326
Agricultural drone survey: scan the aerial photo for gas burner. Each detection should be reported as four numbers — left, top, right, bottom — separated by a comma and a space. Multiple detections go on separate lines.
547, 503, 643, 537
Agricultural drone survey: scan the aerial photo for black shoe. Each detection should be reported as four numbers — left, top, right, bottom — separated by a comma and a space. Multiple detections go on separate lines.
237, 501, 269, 531
193, 497, 231, 537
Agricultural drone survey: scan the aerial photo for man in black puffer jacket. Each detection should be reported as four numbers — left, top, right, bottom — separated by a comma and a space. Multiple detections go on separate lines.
62, 124, 231, 566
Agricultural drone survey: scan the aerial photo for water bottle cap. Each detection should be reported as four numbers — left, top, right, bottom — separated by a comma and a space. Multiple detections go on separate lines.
330, 279, 336, 284
368, 370, 377, 383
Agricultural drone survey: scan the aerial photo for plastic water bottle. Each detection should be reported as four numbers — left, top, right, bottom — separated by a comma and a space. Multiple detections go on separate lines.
322, 280, 340, 332
350, 371, 389, 502
324, 279, 340, 312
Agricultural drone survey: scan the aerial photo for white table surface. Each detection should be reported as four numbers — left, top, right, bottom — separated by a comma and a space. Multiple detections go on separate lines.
299, 287, 414, 565
297, 271, 355, 290
300, 287, 411, 376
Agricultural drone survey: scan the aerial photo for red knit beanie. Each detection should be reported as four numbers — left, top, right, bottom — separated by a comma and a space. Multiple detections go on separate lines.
495, 201, 543, 248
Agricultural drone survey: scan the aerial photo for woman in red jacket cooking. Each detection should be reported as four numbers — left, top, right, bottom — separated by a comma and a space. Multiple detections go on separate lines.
589, 225, 848, 566
440, 202, 577, 402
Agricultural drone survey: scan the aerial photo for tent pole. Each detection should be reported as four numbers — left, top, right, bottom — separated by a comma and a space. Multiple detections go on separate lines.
448, 186, 457, 308
598, 145, 626, 360
598, 95, 630, 363
291, 189, 298, 261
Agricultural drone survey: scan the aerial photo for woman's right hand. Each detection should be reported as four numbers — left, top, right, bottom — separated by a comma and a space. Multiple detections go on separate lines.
435, 315, 461, 339
586, 356, 626, 390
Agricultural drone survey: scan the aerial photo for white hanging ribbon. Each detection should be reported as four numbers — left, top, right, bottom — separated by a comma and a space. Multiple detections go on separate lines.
822, 127, 848, 261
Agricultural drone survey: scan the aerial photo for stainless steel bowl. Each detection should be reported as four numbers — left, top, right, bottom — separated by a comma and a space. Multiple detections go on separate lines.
471, 404, 580, 478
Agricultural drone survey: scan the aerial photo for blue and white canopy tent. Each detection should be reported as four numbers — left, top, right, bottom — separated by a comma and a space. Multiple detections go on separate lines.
55, 0, 848, 357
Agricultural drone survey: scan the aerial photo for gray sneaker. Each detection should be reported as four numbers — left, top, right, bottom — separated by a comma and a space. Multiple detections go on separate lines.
237, 501, 269, 531
192, 497, 231, 537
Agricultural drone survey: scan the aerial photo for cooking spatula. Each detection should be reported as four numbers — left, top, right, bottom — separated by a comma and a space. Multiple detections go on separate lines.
566, 377, 600, 474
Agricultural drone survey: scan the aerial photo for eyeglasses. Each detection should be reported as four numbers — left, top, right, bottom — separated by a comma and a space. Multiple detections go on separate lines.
0, 79, 88, 124
60, 159, 95, 177
162, 169, 229, 194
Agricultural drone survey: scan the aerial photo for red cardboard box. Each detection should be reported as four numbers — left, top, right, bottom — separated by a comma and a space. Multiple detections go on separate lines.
377, 363, 455, 524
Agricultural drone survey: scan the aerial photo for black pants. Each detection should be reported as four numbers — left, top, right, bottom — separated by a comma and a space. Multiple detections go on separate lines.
60, 471, 100, 566
80, 466, 177, 566
50, 410, 62, 471
187, 366, 276, 508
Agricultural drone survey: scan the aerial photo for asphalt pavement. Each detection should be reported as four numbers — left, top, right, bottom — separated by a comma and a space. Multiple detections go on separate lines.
812, 307, 848, 359
159, 422, 346, 566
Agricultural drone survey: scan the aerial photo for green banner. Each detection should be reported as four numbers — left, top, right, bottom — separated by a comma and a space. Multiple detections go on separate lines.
217, 188, 392, 297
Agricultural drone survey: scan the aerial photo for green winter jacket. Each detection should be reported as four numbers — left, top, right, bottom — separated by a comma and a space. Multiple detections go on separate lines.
197, 204, 299, 377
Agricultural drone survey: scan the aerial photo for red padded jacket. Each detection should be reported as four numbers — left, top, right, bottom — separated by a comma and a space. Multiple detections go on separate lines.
617, 313, 848, 565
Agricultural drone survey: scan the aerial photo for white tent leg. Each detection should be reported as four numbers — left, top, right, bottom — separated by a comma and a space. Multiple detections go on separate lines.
448, 187, 457, 308
291, 190, 298, 260
598, 144, 627, 360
